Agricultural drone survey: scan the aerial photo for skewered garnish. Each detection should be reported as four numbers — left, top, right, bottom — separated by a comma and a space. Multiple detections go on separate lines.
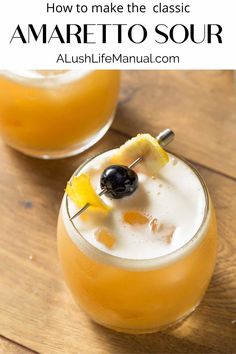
100, 165, 138, 199
123, 211, 149, 225
68, 129, 174, 221
66, 174, 110, 214
95, 229, 116, 249
111, 133, 169, 175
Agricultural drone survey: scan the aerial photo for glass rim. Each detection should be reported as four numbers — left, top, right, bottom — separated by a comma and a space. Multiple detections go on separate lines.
0, 70, 94, 87
64, 149, 210, 270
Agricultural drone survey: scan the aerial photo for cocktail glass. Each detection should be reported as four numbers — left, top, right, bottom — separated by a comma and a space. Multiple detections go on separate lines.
57, 149, 217, 334
0, 70, 120, 158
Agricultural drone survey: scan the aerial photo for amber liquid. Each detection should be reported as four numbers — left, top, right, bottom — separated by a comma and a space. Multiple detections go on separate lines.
57, 202, 217, 334
0, 70, 120, 157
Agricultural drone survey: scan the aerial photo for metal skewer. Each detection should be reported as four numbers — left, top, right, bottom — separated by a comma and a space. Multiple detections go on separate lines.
70, 129, 175, 221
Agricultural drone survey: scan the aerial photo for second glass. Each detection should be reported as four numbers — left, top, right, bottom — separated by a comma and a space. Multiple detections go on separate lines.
0, 70, 120, 158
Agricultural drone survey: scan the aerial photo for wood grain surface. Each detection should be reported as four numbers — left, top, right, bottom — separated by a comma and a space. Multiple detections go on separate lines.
0, 336, 36, 354
116, 71, 236, 178
0, 71, 236, 354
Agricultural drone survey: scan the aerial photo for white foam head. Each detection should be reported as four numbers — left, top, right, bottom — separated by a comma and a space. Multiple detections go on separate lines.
62, 149, 209, 269
0, 70, 93, 88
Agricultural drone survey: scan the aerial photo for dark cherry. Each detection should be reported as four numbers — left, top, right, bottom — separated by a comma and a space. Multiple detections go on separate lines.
100, 165, 138, 199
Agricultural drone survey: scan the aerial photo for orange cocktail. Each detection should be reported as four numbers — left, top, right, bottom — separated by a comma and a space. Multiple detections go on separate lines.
57, 135, 217, 333
0, 70, 120, 158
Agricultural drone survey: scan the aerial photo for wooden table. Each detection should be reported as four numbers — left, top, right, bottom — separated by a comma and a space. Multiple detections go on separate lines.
1, 71, 236, 354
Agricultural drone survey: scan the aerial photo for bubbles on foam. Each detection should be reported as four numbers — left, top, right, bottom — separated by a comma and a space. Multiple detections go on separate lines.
62, 149, 208, 264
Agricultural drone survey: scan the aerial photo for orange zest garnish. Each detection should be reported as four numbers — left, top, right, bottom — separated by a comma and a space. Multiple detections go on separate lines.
66, 174, 110, 214
112, 133, 169, 175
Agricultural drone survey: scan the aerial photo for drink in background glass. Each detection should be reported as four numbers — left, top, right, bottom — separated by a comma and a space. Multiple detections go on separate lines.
0, 70, 120, 158
57, 141, 217, 334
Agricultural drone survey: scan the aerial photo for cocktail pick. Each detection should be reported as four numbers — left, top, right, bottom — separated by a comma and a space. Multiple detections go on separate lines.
70, 129, 175, 220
